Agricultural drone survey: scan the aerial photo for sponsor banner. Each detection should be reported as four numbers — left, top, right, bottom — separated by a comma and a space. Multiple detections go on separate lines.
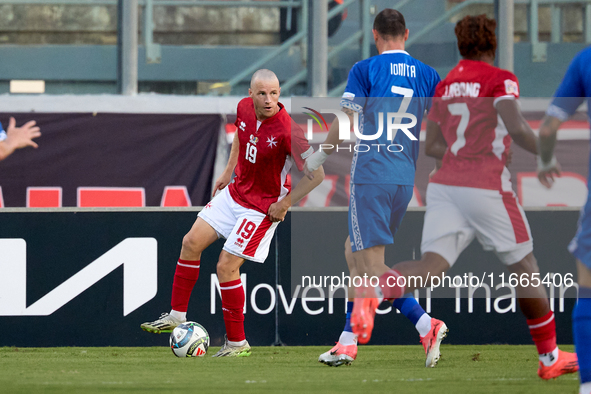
0, 210, 578, 347
0, 113, 220, 207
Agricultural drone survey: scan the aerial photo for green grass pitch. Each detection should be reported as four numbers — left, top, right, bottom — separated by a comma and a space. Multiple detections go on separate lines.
0, 345, 579, 393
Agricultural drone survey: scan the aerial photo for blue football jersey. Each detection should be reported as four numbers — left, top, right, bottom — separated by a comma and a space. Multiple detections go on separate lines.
547, 47, 591, 123
341, 50, 440, 185
550, 48, 591, 267
0, 120, 5, 141
547, 47, 591, 196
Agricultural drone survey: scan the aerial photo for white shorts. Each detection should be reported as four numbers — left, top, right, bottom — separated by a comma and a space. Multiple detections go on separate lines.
421, 183, 533, 266
198, 187, 279, 263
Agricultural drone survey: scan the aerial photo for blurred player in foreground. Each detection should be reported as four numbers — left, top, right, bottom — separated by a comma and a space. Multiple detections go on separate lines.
355, 15, 578, 380
306, 8, 447, 367
141, 69, 324, 357
537, 46, 591, 392
0, 117, 41, 161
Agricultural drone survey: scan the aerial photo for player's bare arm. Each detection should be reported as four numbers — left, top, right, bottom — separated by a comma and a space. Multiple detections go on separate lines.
0, 117, 41, 161
425, 119, 447, 160
303, 108, 355, 179
496, 100, 537, 155
268, 165, 325, 222
322, 107, 355, 155
212, 132, 239, 197
425, 120, 447, 178
537, 115, 563, 188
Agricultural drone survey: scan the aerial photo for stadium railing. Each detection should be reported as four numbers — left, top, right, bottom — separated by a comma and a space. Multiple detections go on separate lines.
0, 0, 589, 96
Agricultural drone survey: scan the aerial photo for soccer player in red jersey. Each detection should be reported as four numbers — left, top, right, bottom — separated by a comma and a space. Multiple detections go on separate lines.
353, 15, 578, 379
141, 69, 324, 357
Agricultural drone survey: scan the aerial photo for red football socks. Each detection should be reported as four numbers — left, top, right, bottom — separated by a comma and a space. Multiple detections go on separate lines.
170, 259, 200, 313
220, 279, 246, 342
527, 311, 557, 354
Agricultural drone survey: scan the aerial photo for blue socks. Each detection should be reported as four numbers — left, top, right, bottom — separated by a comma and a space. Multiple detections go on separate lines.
393, 293, 426, 326
341, 296, 429, 343
574, 286, 591, 384
343, 301, 354, 332
338, 301, 357, 345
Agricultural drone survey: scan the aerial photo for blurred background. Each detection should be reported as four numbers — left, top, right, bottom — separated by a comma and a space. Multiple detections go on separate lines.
0, 0, 588, 96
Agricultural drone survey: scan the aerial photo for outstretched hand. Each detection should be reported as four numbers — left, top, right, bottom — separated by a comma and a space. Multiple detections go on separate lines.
537, 156, 561, 189
5, 117, 41, 150
538, 164, 562, 188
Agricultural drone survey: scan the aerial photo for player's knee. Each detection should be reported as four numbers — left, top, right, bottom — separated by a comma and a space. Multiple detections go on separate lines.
216, 258, 238, 278
182, 233, 200, 254
216, 260, 231, 278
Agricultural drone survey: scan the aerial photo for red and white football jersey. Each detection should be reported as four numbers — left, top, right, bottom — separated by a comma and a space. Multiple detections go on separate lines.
229, 98, 313, 215
428, 59, 520, 190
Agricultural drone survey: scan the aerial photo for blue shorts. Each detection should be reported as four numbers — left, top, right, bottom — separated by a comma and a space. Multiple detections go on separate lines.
569, 202, 591, 269
348, 184, 413, 252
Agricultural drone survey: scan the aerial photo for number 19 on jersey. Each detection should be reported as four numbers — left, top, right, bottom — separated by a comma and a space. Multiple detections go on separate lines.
246, 143, 257, 164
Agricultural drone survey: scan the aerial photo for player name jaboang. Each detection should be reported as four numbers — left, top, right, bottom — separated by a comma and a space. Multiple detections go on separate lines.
442, 82, 481, 99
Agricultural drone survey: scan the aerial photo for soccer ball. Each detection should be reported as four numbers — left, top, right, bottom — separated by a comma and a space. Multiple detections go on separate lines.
169, 322, 210, 357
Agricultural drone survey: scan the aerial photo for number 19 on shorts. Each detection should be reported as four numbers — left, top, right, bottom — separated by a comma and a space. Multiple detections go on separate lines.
237, 218, 256, 239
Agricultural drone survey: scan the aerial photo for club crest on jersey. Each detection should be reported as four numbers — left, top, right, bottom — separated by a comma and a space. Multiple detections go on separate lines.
238, 120, 246, 132
504, 79, 519, 95
249, 135, 258, 145
267, 136, 277, 148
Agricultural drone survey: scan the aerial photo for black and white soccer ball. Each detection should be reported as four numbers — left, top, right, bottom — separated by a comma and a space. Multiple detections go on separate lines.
169, 322, 210, 357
